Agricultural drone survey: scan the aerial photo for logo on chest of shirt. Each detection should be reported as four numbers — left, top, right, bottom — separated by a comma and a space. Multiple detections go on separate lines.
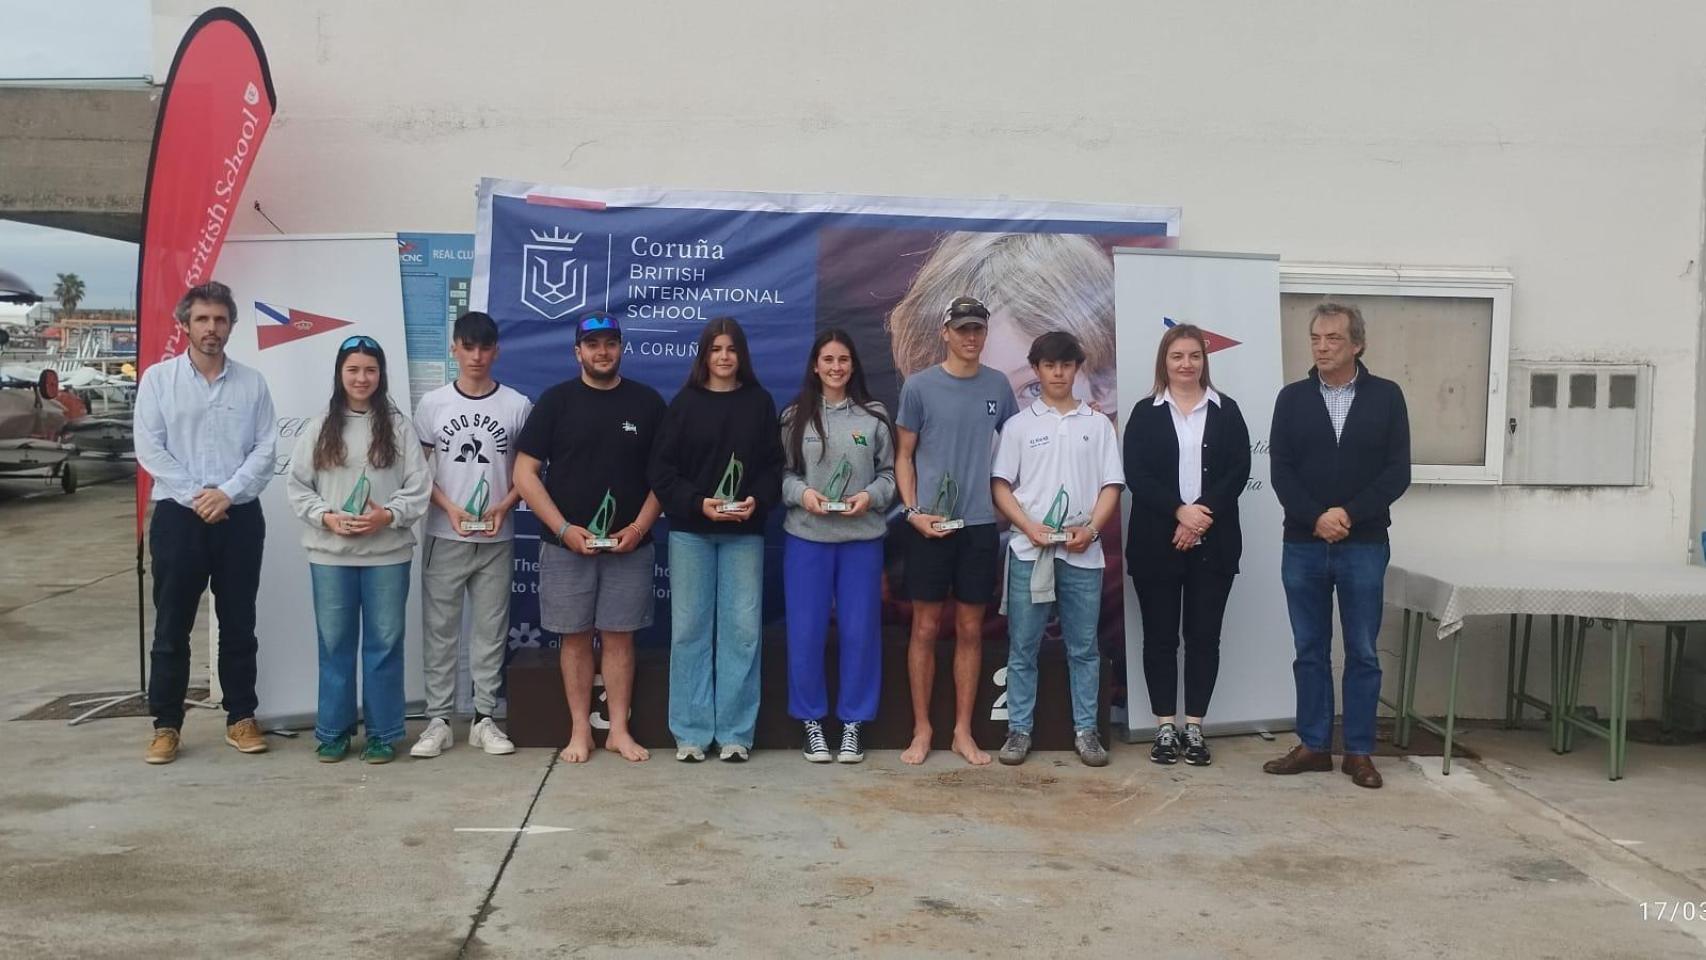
622, 420, 638, 434
986, 400, 999, 416
436, 413, 512, 459
1027, 434, 1051, 449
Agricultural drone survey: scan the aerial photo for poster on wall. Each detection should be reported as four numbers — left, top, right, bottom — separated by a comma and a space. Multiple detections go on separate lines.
474, 182, 1180, 682
397, 233, 475, 405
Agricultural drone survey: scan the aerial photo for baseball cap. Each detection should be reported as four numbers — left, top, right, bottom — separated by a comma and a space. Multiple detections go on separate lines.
943, 296, 991, 329
574, 312, 622, 343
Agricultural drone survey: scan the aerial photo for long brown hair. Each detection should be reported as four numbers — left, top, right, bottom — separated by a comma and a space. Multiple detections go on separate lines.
784, 328, 892, 467
1151, 324, 1215, 397
314, 336, 400, 471
683, 316, 761, 391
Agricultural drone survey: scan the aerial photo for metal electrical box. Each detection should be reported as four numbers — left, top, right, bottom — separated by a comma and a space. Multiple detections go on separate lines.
1504, 362, 1651, 486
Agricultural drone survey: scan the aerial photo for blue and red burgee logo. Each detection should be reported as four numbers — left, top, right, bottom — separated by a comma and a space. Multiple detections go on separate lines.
255, 301, 353, 349
1163, 317, 1242, 353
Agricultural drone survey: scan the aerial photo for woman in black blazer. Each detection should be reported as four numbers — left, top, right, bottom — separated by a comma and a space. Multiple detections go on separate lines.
1123, 324, 1251, 768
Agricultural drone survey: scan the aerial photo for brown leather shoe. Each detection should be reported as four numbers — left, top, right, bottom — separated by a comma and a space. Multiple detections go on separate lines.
1341, 754, 1383, 789
225, 718, 269, 754
1262, 744, 1334, 775
145, 727, 180, 765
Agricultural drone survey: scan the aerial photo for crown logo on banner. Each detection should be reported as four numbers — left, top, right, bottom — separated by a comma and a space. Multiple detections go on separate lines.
529, 227, 583, 246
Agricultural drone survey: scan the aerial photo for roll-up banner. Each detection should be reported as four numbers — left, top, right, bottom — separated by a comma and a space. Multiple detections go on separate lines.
1111, 249, 1291, 738
134, 7, 277, 528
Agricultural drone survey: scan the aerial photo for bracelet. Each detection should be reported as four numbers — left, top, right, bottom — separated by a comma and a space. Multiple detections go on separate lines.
556, 520, 570, 542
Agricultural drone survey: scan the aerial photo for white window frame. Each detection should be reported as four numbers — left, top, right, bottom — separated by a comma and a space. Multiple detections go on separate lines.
1279, 262, 1513, 485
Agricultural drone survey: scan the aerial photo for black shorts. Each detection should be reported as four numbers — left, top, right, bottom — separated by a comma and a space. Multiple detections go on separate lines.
904, 522, 1001, 605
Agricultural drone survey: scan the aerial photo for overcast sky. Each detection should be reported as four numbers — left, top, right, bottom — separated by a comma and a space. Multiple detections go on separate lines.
0, 221, 137, 310
0, 0, 152, 80
0, 1, 150, 310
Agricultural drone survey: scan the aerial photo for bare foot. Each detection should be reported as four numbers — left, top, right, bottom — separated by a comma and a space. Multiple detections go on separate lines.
951, 730, 991, 766
559, 734, 593, 763
605, 731, 650, 762
900, 729, 932, 765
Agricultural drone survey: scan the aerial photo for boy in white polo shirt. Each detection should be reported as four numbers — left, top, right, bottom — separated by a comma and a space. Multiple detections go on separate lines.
991, 331, 1125, 767
409, 312, 533, 758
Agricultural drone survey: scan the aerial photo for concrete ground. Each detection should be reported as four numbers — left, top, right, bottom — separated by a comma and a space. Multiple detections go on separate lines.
3, 484, 1705, 959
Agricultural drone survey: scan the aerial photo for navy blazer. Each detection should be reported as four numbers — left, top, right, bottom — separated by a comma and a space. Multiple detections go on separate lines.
1123, 391, 1252, 578
1269, 361, 1410, 543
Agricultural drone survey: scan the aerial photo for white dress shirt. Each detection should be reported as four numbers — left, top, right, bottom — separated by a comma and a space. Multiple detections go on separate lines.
134, 351, 277, 507
1156, 387, 1221, 504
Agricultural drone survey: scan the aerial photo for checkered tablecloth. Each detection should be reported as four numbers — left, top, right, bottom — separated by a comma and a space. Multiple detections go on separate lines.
1386, 556, 1706, 639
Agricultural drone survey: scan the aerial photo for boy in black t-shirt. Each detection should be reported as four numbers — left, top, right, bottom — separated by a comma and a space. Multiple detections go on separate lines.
514, 313, 666, 764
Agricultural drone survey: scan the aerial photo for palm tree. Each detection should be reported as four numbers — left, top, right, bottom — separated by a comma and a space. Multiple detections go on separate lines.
53, 273, 86, 318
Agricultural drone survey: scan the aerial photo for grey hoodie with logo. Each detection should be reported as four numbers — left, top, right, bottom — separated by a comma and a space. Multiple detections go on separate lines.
780, 398, 896, 543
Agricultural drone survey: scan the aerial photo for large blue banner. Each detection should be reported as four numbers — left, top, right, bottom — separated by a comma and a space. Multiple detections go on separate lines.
474, 182, 1179, 653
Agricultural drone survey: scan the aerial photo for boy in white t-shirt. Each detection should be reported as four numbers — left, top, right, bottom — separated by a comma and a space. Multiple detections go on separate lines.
408, 312, 534, 758
990, 331, 1125, 767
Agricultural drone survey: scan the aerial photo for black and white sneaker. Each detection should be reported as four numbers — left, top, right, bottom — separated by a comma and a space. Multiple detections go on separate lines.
802, 720, 832, 763
1182, 723, 1212, 766
1150, 723, 1180, 765
837, 722, 865, 764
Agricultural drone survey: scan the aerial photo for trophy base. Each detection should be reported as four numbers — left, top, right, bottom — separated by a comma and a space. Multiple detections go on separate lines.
823, 501, 851, 513
931, 519, 965, 533
715, 501, 746, 514
586, 537, 619, 550
1046, 531, 1072, 544
459, 521, 495, 533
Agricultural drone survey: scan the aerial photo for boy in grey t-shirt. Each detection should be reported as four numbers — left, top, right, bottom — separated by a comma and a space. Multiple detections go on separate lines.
894, 296, 1019, 767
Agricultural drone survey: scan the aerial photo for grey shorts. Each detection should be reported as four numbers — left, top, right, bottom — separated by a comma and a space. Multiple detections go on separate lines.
538, 541, 656, 635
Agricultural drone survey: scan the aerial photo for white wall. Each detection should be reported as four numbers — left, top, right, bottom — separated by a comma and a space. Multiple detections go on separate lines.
153, 0, 1706, 721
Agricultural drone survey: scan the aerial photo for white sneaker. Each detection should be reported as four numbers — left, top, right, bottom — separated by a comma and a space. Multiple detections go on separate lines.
410, 717, 453, 758
468, 718, 515, 756
719, 744, 750, 762
675, 743, 706, 763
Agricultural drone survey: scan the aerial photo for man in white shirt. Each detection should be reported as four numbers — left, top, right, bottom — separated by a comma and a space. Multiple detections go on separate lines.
409, 312, 533, 758
133, 281, 277, 764
990, 332, 1124, 767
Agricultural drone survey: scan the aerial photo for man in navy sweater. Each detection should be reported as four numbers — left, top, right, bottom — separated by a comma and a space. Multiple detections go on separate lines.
1262, 303, 1410, 789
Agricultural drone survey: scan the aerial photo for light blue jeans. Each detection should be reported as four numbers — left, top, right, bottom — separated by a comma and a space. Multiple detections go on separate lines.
668, 531, 764, 749
1004, 556, 1102, 734
309, 561, 410, 745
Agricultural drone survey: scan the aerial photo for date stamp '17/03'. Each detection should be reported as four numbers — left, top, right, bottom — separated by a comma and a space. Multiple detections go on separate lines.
1641, 901, 1706, 922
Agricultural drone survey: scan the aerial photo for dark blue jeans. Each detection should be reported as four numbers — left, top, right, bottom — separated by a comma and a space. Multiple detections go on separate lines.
1280, 541, 1389, 755
148, 499, 264, 729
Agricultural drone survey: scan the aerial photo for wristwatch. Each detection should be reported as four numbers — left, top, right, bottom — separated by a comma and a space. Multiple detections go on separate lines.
1089, 529, 1101, 543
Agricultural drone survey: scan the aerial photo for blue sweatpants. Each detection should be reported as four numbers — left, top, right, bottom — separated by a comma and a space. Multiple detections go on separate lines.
783, 534, 883, 723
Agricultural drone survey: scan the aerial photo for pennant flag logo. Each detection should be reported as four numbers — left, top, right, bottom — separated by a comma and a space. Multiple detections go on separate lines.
255, 301, 353, 349
1163, 317, 1242, 353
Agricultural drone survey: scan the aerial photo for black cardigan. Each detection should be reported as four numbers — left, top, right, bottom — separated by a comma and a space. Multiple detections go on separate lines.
1269, 361, 1411, 543
1123, 391, 1251, 578
648, 382, 785, 537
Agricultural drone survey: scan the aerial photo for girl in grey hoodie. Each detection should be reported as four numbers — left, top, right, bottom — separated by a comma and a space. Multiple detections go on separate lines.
286, 335, 430, 764
779, 329, 896, 764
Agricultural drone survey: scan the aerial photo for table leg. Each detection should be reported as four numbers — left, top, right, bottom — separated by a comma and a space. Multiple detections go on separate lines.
1443, 630, 1464, 776
1393, 608, 1412, 742
1549, 616, 1565, 754
1661, 626, 1680, 734
1613, 620, 1634, 780
1399, 611, 1424, 749
1504, 614, 1519, 729
1563, 617, 1589, 754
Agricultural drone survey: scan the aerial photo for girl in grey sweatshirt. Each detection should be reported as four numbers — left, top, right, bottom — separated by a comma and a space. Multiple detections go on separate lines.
779, 329, 895, 764
285, 336, 430, 764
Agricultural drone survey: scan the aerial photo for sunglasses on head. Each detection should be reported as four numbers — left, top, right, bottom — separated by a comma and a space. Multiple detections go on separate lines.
579, 315, 618, 332
340, 335, 381, 352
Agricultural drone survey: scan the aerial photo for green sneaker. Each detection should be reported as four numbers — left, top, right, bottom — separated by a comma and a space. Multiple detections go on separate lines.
360, 739, 396, 764
316, 734, 350, 763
